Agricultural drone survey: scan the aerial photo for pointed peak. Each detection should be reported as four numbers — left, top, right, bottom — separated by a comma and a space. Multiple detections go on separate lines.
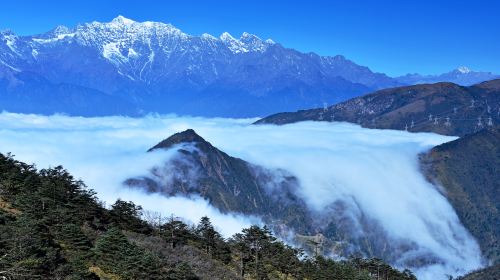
47, 25, 72, 36
220, 32, 236, 41
111, 15, 135, 25
148, 129, 207, 151
240, 32, 261, 42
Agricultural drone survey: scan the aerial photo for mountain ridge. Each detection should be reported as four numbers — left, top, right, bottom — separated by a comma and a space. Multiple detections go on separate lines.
396, 66, 499, 86
256, 79, 500, 136
0, 16, 399, 117
1, 16, 498, 117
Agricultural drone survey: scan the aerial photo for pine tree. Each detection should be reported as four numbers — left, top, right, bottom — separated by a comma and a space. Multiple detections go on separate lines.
110, 199, 151, 233
160, 215, 192, 248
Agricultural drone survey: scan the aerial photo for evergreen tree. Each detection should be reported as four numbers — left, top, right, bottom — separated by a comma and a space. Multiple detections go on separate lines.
160, 215, 192, 248
195, 216, 217, 255
110, 199, 151, 233
93, 227, 162, 279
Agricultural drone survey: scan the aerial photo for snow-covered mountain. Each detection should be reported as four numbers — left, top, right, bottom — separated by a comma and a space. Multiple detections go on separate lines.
0, 16, 399, 117
1, 16, 498, 117
396, 66, 499, 86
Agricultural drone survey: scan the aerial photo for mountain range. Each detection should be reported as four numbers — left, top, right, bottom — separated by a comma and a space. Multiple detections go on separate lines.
1, 16, 498, 117
395, 66, 499, 86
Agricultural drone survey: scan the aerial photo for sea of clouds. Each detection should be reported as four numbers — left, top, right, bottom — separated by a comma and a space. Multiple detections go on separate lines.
0, 112, 484, 279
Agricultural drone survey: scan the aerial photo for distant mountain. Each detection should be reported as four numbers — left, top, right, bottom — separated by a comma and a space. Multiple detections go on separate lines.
396, 66, 499, 86
421, 126, 500, 264
256, 79, 500, 136
0, 16, 401, 117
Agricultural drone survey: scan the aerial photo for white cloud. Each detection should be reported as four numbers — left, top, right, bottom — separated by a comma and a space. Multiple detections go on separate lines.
0, 112, 483, 279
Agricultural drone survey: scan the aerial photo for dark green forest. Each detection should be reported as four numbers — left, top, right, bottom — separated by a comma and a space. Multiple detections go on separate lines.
0, 152, 417, 280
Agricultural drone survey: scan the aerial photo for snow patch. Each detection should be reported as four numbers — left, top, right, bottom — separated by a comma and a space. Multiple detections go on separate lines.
0, 59, 20, 72
102, 42, 128, 65
457, 66, 471, 74
127, 48, 139, 58
32, 33, 75, 44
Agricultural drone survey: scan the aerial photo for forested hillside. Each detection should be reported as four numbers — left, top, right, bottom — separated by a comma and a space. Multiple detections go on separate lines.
0, 153, 416, 280
421, 126, 500, 263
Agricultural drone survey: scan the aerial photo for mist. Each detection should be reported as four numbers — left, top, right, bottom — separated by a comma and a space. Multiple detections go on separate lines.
0, 112, 483, 279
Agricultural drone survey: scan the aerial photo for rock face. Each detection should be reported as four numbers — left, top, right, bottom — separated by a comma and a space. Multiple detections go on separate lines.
0, 16, 401, 117
421, 126, 500, 264
126, 129, 312, 233
256, 79, 500, 136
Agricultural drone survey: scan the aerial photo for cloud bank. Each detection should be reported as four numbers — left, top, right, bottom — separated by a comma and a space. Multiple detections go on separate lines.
0, 112, 483, 279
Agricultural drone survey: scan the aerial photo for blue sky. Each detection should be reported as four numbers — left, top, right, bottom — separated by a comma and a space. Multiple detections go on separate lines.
0, 0, 498, 76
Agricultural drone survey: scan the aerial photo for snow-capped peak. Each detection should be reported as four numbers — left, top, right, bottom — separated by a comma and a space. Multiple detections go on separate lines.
219, 31, 273, 53
456, 66, 471, 74
52, 25, 72, 35
111, 15, 135, 25
220, 32, 236, 42
265, 38, 275, 44
241, 32, 256, 39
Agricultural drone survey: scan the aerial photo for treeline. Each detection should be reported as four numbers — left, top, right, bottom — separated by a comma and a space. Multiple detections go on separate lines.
0, 153, 416, 280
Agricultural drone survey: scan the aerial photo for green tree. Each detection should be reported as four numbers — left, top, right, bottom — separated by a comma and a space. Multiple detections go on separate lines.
160, 215, 192, 249
93, 227, 162, 279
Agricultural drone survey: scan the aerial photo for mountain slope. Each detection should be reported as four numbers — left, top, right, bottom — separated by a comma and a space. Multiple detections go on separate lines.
256, 79, 500, 136
0, 16, 400, 117
0, 65, 139, 116
420, 126, 500, 263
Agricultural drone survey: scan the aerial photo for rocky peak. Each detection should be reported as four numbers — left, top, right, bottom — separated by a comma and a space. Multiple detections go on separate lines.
148, 129, 209, 152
